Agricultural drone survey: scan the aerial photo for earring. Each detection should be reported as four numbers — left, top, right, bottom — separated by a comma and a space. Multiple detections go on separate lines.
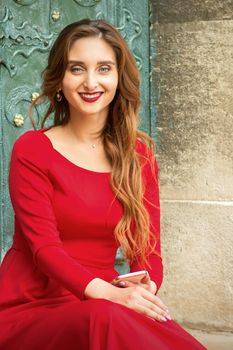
56, 90, 62, 102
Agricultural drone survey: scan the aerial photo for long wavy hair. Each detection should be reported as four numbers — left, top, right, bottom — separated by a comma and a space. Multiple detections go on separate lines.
30, 19, 158, 266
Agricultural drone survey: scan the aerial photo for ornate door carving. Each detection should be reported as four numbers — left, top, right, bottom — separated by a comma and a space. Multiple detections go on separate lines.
0, 0, 153, 268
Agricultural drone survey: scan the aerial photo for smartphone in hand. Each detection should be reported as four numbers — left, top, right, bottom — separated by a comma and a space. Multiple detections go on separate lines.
112, 270, 148, 285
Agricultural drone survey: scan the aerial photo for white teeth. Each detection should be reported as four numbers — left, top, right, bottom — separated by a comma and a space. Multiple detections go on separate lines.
80, 93, 101, 98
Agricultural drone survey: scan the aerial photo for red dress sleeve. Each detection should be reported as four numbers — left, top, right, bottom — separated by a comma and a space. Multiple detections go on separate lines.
9, 132, 96, 300
130, 142, 163, 292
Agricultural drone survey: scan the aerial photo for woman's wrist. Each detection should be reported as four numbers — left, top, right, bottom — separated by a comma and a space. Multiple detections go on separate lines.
84, 278, 117, 300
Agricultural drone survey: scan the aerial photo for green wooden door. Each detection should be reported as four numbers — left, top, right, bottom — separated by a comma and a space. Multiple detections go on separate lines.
0, 0, 153, 264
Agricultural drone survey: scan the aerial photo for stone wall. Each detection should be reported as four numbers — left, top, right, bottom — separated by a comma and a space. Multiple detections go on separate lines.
151, 0, 233, 332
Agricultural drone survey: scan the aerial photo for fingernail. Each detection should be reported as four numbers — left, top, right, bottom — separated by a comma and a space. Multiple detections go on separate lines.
166, 314, 172, 320
118, 281, 126, 287
161, 316, 167, 322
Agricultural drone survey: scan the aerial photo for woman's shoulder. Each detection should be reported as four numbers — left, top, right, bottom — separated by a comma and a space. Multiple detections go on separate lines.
12, 129, 53, 168
13, 129, 51, 154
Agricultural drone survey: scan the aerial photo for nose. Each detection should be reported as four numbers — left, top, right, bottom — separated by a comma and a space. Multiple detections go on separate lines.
83, 71, 98, 91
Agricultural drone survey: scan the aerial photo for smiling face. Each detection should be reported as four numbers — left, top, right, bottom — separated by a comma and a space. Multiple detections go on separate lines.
61, 36, 118, 122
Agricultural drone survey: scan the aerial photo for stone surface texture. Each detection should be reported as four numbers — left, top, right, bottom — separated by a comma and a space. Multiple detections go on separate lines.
151, 0, 233, 336
186, 329, 233, 350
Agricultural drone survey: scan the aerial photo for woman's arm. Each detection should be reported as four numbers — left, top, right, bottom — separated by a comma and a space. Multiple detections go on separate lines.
9, 133, 96, 300
130, 146, 163, 293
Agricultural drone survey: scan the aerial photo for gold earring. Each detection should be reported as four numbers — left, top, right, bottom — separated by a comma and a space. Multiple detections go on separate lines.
56, 90, 62, 102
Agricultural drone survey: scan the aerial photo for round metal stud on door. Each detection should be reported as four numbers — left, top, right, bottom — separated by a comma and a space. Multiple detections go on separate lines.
13, 114, 24, 127
51, 11, 61, 21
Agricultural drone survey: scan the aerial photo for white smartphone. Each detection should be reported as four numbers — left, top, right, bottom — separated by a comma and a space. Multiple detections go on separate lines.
112, 270, 148, 285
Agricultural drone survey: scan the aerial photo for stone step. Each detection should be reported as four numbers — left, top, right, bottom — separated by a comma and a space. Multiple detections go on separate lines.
186, 328, 233, 350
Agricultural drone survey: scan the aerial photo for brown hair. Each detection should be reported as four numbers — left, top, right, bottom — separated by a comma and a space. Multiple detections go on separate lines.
30, 19, 158, 266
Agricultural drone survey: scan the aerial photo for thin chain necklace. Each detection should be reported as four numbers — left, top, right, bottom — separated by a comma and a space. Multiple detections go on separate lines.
90, 138, 101, 149
90, 137, 104, 149
65, 125, 101, 150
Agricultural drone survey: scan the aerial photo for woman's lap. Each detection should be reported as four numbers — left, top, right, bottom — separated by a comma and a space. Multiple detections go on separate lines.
0, 299, 206, 350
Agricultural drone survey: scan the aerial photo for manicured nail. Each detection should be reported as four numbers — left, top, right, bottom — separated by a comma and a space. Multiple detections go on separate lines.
161, 316, 167, 322
166, 314, 172, 320
118, 281, 126, 287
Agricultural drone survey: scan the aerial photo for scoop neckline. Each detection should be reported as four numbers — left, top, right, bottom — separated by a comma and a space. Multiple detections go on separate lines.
38, 128, 111, 175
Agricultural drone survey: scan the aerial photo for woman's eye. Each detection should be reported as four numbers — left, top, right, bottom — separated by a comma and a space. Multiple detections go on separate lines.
99, 66, 111, 73
70, 66, 84, 73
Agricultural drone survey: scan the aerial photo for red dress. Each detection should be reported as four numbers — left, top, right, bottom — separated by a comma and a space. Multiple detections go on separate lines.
0, 130, 206, 350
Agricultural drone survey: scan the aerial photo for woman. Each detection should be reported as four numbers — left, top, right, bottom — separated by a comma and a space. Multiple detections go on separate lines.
0, 19, 206, 349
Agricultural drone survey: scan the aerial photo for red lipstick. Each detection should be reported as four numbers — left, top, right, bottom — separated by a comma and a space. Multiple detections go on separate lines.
79, 92, 103, 103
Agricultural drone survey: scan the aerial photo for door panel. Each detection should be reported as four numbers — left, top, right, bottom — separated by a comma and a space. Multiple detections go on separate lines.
0, 0, 52, 258
0, 0, 151, 266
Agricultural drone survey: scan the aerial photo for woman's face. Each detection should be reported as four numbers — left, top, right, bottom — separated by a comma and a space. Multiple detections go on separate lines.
61, 36, 118, 121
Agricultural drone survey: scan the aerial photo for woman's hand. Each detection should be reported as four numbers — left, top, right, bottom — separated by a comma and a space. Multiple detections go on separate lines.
112, 274, 171, 321
115, 273, 157, 294
84, 278, 171, 322
112, 284, 171, 322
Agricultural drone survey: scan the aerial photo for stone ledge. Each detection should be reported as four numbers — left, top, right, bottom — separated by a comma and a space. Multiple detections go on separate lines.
186, 328, 233, 350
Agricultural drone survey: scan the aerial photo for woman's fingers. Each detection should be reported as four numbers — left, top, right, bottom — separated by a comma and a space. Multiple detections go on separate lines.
140, 297, 171, 321
117, 282, 169, 313
140, 274, 157, 294
116, 280, 134, 288
144, 280, 157, 294
127, 284, 168, 312
139, 287, 171, 319
135, 301, 165, 322
144, 290, 168, 312
115, 276, 157, 295
112, 283, 172, 322
141, 273, 151, 284
123, 285, 171, 322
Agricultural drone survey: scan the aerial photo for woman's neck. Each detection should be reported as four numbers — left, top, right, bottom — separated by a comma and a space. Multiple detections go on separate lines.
63, 118, 104, 145
65, 108, 108, 144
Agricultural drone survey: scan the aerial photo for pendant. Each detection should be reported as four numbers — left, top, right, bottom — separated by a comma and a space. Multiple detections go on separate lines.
91, 144, 96, 149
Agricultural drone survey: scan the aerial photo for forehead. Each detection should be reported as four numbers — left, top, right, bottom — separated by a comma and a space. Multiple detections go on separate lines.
68, 36, 116, 62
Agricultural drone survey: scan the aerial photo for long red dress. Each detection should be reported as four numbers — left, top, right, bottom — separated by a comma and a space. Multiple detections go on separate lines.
0, 130, 206, 350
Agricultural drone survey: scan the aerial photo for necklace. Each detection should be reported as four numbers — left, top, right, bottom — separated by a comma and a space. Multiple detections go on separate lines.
91, 138, 102, 150
65, 125, 101, 150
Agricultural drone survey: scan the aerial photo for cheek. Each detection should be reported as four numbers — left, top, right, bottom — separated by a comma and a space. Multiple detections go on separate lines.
61, 74, 79, 92
103, 76, 118, 93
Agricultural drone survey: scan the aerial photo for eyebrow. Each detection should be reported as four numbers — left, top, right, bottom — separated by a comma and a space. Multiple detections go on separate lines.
67, 60, 116, 66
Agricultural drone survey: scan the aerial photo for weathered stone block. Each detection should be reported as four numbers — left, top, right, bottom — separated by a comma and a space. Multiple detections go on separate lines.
153, 20, 233, 200
158, 201, 233, 332
152, 0, 233, 23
